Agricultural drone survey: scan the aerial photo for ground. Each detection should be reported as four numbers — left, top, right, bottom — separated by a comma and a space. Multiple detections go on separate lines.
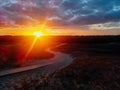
0, 36, 120, 90
12, 42, 120, 90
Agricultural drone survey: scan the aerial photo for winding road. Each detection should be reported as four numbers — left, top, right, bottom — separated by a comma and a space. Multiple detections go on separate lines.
0, 44, 74, 77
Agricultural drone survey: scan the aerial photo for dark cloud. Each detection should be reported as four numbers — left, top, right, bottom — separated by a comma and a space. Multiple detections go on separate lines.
60, 0, 120, 25
0, 0, 120, 27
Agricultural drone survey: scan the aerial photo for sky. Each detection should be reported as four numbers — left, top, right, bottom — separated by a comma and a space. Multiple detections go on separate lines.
0, 0, 120, 36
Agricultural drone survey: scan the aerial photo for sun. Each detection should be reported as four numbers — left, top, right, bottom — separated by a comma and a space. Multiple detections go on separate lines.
34, 32, 43, 37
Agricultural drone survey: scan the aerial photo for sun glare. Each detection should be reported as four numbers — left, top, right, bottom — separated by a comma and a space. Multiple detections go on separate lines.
34, 32, 43, 37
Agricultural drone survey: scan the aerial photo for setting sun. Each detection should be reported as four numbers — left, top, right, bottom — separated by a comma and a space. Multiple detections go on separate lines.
34, 32, 43, 37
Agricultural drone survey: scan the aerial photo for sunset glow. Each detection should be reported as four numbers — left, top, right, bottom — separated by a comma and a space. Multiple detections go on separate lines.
0, 0, 120, 89
23, 37, 38, 64
0, 0, 120, 36
34, 32, 43, 37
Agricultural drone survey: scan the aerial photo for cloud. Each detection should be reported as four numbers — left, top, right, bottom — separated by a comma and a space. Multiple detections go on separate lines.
0, 0, 120, 29
60, 0, 120, 25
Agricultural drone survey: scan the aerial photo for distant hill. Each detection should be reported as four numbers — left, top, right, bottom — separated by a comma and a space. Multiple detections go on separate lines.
0, 35, 120, 44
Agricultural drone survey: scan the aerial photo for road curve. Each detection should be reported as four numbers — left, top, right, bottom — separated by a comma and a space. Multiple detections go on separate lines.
0, 44, 74, 77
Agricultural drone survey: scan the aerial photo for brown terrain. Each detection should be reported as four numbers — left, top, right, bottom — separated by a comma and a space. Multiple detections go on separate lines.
0, 36, 120, 90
